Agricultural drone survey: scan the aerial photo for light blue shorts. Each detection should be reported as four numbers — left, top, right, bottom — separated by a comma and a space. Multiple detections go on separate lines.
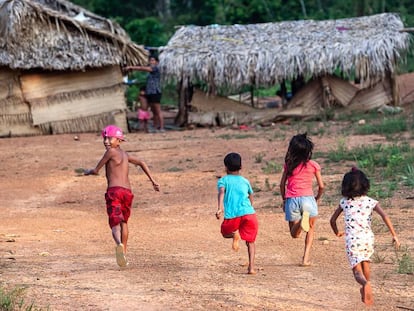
284, 196, 318, 222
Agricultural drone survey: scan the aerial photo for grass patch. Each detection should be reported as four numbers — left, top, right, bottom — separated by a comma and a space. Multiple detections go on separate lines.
262, 160, 282, 174
0, 286, 47, 311
166, 167, 183, 172
354, 117, 407, 136
319, 142, 414, 198
216, 133, 256, 140
396, 246, 414, 275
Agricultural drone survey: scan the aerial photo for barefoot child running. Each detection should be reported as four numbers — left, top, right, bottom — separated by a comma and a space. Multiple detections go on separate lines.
216, 152, 258, 274
330, 167, 400, 306
85, 125, 160, 267
280, 133, 324, 266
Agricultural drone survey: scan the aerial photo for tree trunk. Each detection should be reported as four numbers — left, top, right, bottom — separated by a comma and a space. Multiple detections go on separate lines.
299, 0, 307, 18
389, 70, 400, 106
175, 80, 192, 126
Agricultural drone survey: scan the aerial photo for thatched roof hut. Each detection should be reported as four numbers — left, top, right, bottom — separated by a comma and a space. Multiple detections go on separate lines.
160, 13, 412, 125
0, 0, 149, 137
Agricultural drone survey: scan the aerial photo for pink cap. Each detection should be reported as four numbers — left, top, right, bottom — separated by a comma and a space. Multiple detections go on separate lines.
102, 125, 125, 141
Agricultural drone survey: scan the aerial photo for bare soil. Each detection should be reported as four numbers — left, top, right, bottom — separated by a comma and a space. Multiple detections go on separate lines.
1, 109, 413, 311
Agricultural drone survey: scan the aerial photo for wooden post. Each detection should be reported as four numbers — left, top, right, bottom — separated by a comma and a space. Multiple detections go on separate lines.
250, 86, 255, 108
174, 79, 193, 126
389, 71, 400, 106
175, 79, 187, 126
280, 80, 287, 108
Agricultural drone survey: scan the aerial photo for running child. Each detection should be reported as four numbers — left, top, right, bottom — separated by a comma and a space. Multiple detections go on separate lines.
330, 167, 400, 306
280, 133, 324, 266
85, 125, 160, 267
216, 152, 258, 274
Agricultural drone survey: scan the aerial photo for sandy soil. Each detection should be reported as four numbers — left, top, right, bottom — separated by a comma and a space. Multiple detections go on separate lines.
0, 114, 413, 310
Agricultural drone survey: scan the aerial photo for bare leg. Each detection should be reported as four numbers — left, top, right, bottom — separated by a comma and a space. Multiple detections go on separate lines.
222, 231, 240, 252
289, 220, 302, 238
232, 231, 240, 251
152, 103, 164, 130
150, 104, 159, 129
143, 120, 148, 133
353, 262, 373, 305
120, 222, 128, 253
302, 217, 316, 265
112, 223, 127, 267
246, 242, 256, 274
111, 224, 121, 245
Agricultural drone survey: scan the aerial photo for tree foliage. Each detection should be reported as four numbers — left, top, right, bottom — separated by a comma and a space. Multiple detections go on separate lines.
71, 0, 414, 70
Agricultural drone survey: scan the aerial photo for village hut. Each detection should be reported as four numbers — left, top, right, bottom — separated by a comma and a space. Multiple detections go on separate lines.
159, 13, 412, 126
0, 0, 148, 137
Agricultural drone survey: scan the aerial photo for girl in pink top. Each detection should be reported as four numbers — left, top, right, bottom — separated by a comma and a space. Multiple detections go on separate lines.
280, 133, 324, 266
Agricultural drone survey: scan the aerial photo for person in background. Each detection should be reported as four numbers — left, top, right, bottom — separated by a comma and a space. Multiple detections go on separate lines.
125, 56, 165, 133
137, 86, 150, 133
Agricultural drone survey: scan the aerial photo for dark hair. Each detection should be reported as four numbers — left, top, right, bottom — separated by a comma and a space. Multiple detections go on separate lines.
285, 133, 313, 176
341, 167, 370, 199
224, 152, 242, 172
149, 55, 159, 62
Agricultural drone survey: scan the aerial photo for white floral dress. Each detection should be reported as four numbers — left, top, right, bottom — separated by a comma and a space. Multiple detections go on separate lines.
339, 195, 378, 268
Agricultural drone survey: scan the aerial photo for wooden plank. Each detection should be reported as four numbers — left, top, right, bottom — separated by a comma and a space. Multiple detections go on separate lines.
326, 75, 359, 106
349, 81, 392, 110
0, 69, 24, 100
31, 87, 126, 125
20, 66, 123, 101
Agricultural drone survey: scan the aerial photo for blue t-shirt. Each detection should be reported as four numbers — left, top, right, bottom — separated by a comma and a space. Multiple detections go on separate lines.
217, 174, 255, 219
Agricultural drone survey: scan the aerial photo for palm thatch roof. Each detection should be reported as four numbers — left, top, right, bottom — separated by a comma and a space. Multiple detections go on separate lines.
159, 13, 411, 93
0, 0, 148, 70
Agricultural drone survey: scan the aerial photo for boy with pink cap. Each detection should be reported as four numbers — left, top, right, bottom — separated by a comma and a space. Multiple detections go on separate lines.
85, 125, 160, 267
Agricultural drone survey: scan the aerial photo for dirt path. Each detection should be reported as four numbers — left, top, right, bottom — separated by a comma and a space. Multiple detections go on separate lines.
0, 127, 413, 311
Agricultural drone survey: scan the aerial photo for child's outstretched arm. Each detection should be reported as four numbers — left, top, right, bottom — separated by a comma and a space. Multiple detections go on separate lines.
84, 149, 112, 175
374, 203, 401, 249
128, 155, 160, 191
216, 187, 225, 219
330, 206, 344, 237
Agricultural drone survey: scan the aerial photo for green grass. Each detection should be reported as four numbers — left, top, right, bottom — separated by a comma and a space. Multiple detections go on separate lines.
262, 160, 282, 174
318, 141, 414, 198
354, 117, 407, 136
0, 286, 47, 311
396, 246, 414, 275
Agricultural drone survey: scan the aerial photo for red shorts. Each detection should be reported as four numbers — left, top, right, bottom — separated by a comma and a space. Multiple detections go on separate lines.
221, 214, 258, 242
105, 187, 134, 228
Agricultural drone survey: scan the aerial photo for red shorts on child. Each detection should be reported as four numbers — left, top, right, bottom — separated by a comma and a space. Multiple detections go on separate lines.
221, 214, 258, 242
138, 109, 150, 121
105, 187, 134, 228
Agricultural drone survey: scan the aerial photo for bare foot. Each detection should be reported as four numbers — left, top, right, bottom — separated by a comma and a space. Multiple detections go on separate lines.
232, 231, 240, 252
247, 269, 257, 275
363, 282, 373, 306
301, 211, 310, 232
300, 262, 311, 267
115, 243, 127, 267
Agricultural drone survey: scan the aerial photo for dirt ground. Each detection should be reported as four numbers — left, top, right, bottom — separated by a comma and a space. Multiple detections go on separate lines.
1, 111, 413, 310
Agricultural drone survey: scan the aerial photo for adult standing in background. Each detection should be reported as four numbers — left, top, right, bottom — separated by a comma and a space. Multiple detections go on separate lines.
125, 56, 165, 132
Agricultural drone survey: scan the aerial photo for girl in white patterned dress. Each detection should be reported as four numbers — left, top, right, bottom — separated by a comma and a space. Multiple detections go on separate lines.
330, 167, 400, 306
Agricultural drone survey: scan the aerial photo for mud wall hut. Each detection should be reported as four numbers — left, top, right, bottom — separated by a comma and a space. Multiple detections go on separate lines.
0, 0, 148, 137
159, 13, 411, 125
